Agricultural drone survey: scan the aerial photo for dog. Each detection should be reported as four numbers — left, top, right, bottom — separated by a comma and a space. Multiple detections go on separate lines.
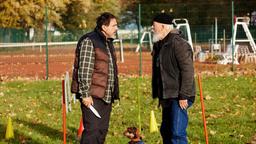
123, 127, 144, 144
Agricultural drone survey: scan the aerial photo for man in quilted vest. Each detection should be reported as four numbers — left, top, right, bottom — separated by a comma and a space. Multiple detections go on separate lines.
72, 12, 119, 144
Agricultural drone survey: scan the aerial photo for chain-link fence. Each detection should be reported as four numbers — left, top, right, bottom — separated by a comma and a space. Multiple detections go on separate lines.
1, 1, 256, 79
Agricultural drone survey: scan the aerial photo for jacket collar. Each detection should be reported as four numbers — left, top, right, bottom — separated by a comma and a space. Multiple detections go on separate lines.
161, 29, 180, 43
94, 27, 114, 43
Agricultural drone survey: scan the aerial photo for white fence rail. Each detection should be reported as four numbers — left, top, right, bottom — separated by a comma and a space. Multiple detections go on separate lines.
0, 40, 124, 62
0, 42, 77, 48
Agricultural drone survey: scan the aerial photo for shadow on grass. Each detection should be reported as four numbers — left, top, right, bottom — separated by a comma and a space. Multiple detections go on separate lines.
16, 118, 62, 142
67, 126, 80, 143
0, 123, 6, 141
15, 119, 77, 143
0, 123, 42, 144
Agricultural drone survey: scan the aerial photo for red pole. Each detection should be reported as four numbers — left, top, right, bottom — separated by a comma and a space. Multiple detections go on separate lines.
62, 80, 66, 144
197, 74, 209, 144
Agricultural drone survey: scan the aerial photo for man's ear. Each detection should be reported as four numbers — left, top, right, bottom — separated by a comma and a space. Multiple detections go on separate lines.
161, 24, 165, 29
102, 25, 107, 32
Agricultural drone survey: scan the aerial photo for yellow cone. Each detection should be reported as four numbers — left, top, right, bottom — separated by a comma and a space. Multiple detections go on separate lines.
150, 110, 158, 133
5, 117, 14, 139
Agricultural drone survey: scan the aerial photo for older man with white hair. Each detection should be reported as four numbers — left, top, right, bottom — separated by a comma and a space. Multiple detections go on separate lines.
151, 13, 196, 144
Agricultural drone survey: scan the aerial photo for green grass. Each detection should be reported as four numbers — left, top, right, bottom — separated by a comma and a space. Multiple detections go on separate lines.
0, 76, 255, 144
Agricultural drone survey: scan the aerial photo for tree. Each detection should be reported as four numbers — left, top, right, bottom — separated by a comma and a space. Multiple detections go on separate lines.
84, 0, 122, 30
61, 0, 122, 36
0, 0, 23, 28
120, 0, 256, 27
0, 0, 68, 30
61, 0, 91, 32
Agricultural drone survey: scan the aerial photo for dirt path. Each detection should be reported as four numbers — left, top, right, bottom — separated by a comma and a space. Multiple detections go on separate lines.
0, 49, 256, 80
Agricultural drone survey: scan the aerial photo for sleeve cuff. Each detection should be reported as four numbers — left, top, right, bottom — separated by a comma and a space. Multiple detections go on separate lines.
178, 93, 189, 100
79, 84, 91, 98
80, 93, 90, 99
79, 89, 90, 98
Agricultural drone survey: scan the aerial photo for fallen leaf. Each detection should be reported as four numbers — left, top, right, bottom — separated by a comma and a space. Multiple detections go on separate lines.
205, 95, 212, 100
209, 114, 218, 119
0, 92, 4, 96
26, 114, 31, 118
210, 130, 217, 135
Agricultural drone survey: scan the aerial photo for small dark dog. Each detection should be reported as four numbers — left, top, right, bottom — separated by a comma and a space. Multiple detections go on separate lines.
123, 127, 144, 144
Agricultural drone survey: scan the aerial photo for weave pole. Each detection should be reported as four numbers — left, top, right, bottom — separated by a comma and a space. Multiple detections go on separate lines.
197, 74, 209, 144
62, 80, 67, 144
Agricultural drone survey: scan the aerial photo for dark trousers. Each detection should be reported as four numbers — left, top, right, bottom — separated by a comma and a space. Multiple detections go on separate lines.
80, 97, 112, 144
160, 99, 193, 144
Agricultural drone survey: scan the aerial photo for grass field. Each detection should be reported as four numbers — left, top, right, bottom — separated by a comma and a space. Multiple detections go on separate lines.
0, 75, 255, 144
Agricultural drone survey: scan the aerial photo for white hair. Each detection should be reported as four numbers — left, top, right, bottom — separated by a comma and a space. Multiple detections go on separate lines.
153, 32, 162, 43
152, 23, 174, 43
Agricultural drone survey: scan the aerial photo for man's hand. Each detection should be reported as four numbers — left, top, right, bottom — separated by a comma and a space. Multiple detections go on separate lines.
82, 97, 93, 108
179, 99, 188, 110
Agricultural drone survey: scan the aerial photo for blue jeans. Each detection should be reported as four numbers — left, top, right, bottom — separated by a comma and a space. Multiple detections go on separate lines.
160, 99, 193, 144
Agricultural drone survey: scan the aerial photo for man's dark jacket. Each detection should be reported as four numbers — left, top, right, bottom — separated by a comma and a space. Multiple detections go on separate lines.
152, 29, 195, 101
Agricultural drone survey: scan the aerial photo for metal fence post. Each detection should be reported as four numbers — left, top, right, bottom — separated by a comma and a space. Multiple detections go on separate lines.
45, 5, 49, 80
